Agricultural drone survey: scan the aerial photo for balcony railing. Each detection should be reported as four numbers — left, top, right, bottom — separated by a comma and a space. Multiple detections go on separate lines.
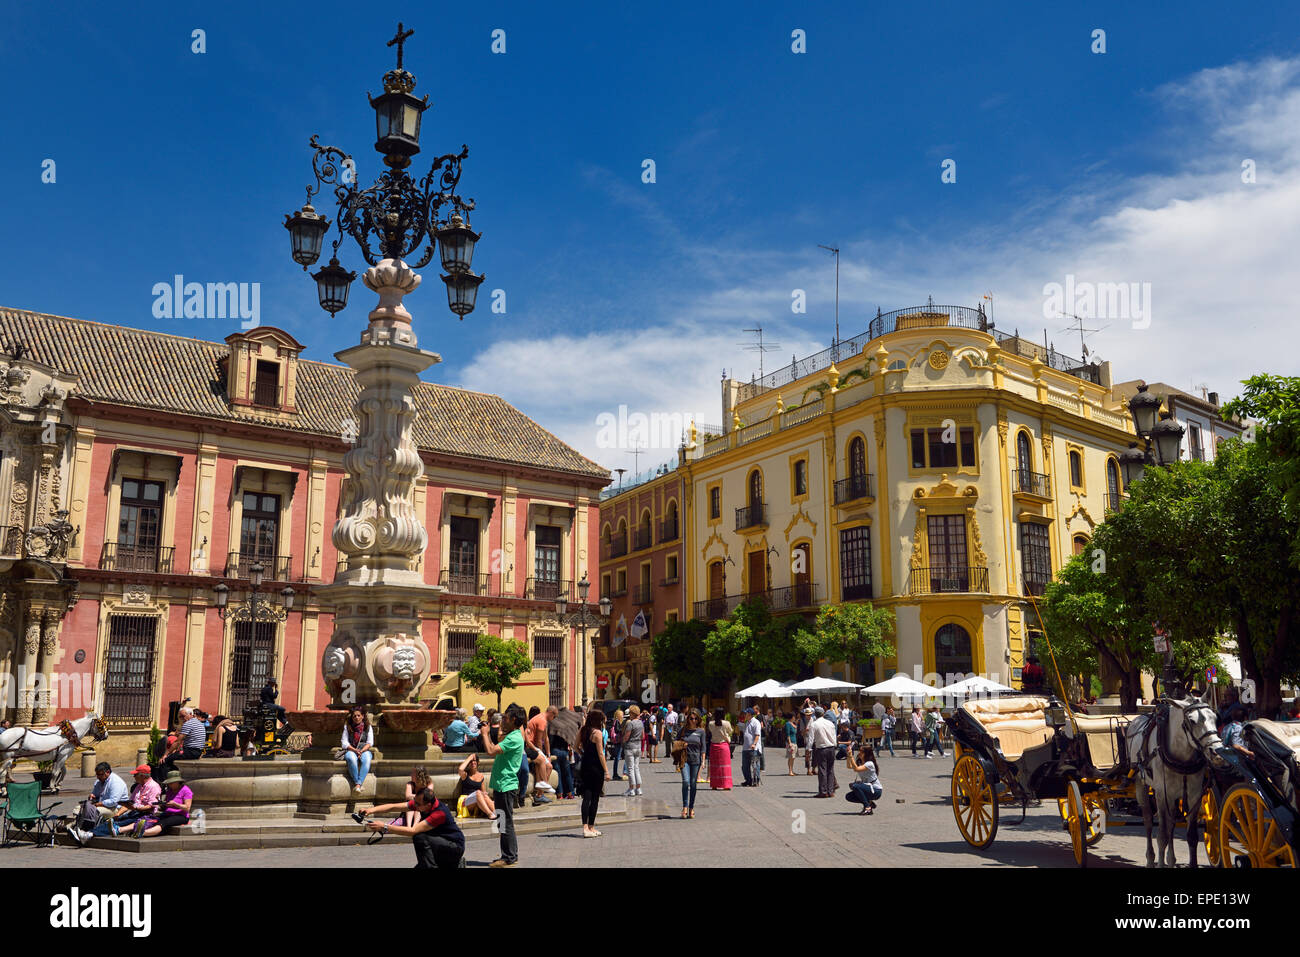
526, 577, 572, 602
632, 528, 653, 552
908, 566, 990, 596
439, 569, 494, 597
226, 552, 293, 581
632, 583, 654, 604
693, 583, 821, 621
1024, 577, 1048, 597
602, 538, 628, 560
101, 542, 175, 574
659, 519, 679, 542
661, 574, 680, 587
611, 583, 628, 598
735, 502, 767, 531
834, 474, 875, 505
1013, 469, 1051, 497
0, 525, 22, 558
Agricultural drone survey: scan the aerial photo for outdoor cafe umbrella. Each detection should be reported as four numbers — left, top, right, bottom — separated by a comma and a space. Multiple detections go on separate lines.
785, 676, 865, 694
736, 679, 793, 698
861, 674, 945, 699
940, 675, 1016, 696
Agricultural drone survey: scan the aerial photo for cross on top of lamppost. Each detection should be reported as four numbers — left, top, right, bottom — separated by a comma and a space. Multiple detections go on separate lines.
387, 22, 415, 69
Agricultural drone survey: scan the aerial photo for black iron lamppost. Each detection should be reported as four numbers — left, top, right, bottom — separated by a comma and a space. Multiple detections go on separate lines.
213, 562, 295, 623
283, 22, 484, 318
1119, 382, 1187, 488
555, 574, 612, 707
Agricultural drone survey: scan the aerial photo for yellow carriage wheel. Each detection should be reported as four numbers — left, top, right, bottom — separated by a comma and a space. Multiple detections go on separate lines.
951, 754, 999, 849
1219, 783, 1297, 868
1058, 791, 1105, 845
1202, 789, 1221, 866
1066, 779, 1088, 867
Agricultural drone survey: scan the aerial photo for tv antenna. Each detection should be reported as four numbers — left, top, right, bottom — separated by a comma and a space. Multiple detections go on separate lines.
818, 244, 840, 347
628, 445, 647, 479
1059, 312, 1109, 361
741, 326, 780, 380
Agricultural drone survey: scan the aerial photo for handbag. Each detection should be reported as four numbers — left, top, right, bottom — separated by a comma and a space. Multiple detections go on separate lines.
671, 739, 688, 756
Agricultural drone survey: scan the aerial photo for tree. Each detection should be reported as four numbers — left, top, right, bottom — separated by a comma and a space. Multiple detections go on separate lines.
651, 618, 729, 699
457, 634, 533, 711
1222, 374, 1300, 565
812, 603, 895, 680
705, 599, 819, 689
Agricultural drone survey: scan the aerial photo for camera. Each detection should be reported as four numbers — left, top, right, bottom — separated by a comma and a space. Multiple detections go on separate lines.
350, 811, 369, 825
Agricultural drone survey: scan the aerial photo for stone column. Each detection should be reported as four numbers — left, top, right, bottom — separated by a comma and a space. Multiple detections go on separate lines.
31, 610, 59, 723
13, 605, 40, 725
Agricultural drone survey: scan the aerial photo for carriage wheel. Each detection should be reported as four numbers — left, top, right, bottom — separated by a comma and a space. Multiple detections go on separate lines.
1219, 784, 1297, 868
952, 754, 999, 849
1202, 789, 1221, 866
1066, 779, 1088, 867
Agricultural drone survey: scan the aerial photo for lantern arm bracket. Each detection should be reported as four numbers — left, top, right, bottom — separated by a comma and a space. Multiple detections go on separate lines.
306, 135, 356, 202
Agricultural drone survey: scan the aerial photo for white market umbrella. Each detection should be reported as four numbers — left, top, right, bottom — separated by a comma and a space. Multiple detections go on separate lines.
862, 674, 944, 698
736, 679, 793, 698
940, 675, 1017, 696
785, 676, 865, 694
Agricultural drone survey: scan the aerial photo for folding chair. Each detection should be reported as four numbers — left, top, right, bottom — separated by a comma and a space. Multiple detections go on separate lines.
0, 781, 64, 847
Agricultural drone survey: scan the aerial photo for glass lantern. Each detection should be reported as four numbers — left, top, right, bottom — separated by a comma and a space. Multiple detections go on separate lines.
436, 213, 481, 274
442, 269, 485, 318
312, 258, 357, 316
284, 204, 330, 269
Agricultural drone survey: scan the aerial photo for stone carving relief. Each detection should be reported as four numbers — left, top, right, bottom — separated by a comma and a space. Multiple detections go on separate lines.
322, 634, 361, 697
369, 633, 430, 701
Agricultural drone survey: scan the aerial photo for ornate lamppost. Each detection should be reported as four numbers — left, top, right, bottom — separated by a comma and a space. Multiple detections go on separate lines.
555, 574, 612, 707
283, 22, 484, 320
1119, 382, 1186, 488
213, 562, 296, 624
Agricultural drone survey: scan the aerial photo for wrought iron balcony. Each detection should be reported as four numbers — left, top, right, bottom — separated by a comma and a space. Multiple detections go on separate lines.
439, 569, 494, 597
1013, 469, 1051, 498
1023, 577, 1048, 597
834, 474, 874, 505
0, 525, 22, 559
526, 577, 572, 602
908, 566, 990, 596
611, 583, 628, 598
735, 502, 767, 531
632, 583, 654, 604
226, 552, 294, 582
101, 542, 175, 574
660, 574, 680, 587
602, 537, 628, 560
692, 584, 821, 621
659, 519, 679, 542
632, 528, 653, 552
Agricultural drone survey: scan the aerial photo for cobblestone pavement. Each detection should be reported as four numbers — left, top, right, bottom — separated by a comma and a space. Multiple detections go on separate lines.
4, 748, 1169, 867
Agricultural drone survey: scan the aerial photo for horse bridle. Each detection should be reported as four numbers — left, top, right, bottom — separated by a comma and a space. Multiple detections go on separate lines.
1157, 699, 1219, 775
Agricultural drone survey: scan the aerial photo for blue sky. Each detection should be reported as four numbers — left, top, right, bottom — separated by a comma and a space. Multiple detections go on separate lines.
2, 2, 1298, 477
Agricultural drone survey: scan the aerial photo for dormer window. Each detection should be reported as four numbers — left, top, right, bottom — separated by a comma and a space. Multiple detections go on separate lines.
254, 360, 280, 407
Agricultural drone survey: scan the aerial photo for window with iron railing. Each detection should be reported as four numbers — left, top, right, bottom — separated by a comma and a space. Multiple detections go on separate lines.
1019, 522, 1051, 596
839, 526, 872, 601
254, 360, 280, 407
445, 631, 481, 672
735, 502, 767, 530
103, 614, 157, 722
1013, 469, 1051, 497
117, 479, 164, 572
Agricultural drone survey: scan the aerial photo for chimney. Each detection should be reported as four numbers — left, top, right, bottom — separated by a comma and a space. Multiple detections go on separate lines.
1208, 391, 1219, 407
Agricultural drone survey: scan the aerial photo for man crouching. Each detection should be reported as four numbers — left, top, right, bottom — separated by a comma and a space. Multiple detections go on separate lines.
359, 787, 464, 868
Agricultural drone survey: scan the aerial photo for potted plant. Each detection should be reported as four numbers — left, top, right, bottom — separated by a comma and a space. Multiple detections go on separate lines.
33, 760, 54, 791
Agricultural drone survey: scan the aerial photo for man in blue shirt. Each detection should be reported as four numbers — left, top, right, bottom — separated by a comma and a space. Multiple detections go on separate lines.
69, 762, 129, 845
443, 709, 472, 753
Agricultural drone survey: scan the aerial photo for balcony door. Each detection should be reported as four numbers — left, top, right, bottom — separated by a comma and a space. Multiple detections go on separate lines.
747, 550, 767, 597
708, 560, 725, 618
534, 524, 562, 600
118, 479, 165, 572
793, 542, 812, 607
448, 516, 479, 593
927, 514, 968, 592
239, 492, 280, 575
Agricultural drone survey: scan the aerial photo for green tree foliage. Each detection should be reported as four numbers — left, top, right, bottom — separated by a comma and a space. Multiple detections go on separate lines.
1222, 374, 1300, 564
650, 618, 730, 698
812, 602, 895, 678
705, 599, 819, 689
457, 634, 533, 711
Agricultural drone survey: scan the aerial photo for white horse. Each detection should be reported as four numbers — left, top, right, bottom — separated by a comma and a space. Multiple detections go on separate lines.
0, 713, 109, 790
1126, 695, 1226, 868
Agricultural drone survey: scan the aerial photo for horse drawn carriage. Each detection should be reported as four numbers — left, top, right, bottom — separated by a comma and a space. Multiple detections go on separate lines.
950, 690, 1300, 868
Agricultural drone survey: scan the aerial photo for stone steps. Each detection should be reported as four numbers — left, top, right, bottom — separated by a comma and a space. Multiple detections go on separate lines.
48, 796, 652, 853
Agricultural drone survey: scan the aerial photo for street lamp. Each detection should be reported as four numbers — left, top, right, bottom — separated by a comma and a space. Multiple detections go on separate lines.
213, 562, 294, 623
1121, 382, 1186, 491
284, 22, 484, 319
555, 573, 612, 706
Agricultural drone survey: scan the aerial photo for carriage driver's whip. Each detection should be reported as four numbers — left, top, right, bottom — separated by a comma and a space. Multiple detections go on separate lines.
1026, 593, 1076, 723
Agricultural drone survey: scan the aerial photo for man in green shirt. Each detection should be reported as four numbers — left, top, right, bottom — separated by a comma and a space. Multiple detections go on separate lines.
480, 704, 525, 867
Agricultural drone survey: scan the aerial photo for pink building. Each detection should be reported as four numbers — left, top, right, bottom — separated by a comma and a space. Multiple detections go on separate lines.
0, 309, 607, 762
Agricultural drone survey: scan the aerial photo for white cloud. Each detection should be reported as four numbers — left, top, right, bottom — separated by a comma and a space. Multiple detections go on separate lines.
455, 55, 1300, 471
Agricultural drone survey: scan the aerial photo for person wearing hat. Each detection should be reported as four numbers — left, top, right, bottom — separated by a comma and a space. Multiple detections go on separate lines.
808, 706, 839, 797
466, 703, 485, 747
798, 705, 816, 775
106, 764, 163, 834
126, 769, 193, 838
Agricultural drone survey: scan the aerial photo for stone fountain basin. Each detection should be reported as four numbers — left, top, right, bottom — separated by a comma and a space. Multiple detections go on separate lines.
381, 709, 456, 733
286, 710, 348, 735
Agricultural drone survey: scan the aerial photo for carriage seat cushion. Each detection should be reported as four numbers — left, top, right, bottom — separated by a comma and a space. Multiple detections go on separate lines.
960, 697, 1052, 760
1070, 714, 1137, 735
1248, 719, 1300, 759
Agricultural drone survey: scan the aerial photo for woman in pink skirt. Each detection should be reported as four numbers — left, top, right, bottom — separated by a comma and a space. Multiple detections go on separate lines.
706, 707, 733, 790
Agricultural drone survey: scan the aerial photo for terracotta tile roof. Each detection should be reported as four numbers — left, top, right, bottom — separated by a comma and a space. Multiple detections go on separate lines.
0, 308, 608, 481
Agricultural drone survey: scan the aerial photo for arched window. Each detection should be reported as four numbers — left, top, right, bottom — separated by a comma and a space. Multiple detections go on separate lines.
616, 518, 627, 552
637, 509, 652, 549
1107, 459, 1121, 503
748, 470, 763, 510
1017, 430, 1032, 477
663, 500, 679, 541
849, 436, 866, 480
935, 624, 973, 680
1073, 534, 1089, 557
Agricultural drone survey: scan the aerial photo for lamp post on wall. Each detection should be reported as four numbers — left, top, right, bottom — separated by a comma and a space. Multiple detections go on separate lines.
555, 573, 612, 707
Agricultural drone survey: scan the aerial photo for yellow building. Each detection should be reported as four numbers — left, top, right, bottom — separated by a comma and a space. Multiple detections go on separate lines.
680, 305, 1136, 690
